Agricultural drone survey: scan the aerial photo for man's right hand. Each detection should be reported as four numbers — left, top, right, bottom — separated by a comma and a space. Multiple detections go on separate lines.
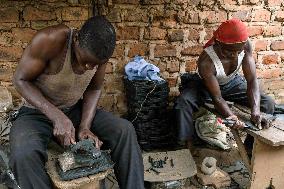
226, 115, 245, 129
53, 116, 76, 147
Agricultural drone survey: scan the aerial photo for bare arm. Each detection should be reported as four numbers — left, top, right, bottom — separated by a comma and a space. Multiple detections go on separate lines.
14, 31, 65, 122
198, 52, 234, 117
242, 41, 261, 126
13, 26, 76, 146
78, 63, 106, 148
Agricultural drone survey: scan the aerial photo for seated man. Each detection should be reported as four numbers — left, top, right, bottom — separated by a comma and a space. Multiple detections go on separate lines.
10, 16, 144, 189
175, 18, 275, 149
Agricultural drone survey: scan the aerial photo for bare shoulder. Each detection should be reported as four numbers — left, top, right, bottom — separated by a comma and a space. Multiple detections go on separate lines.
197, 50, 216, 77
244, 40, 253, 54
28, 24, 70, 59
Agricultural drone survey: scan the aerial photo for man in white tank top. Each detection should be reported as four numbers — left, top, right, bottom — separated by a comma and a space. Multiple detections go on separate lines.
11, 16, 144, 189
175, 19, 275, 151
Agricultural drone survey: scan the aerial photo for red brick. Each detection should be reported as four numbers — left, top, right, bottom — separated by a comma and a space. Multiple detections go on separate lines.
253, 9, 271, 22
128, 43, 149, 58
104, 75, 124, 93
12, 28, 37, 43
249, 0, 260, 4
106, 8, 121, 23
116, 26, 140, 40
247, 26, 264, 37
264, 25, 282, 37
124, 9, 148, 22
144, 27, 167, 40
181, 45, 203, 56
223, 0, 237, 4
154, 45, 177, 57
265, 0, 282, 6
254, 40, 269, 51
113, 0, 139, 4
161, 19, 177, 28
262, 54, 279, 65
167, 77, 178, 87
31, 21, 49, 30
0, 8, 19, 23
231, 10, 252, 21
168, 30, 184, 42
275, 11, 284, 22
0, 23, 17, 30
167, 61, 180, 73
105, 62, 113, 73
115, 94, 127, 115
183, 12, 199, 24
205, 27, 217, 40
185, 59, 198, 72
188, 28, 201, 41
97, 94, 115, 111
0, 46, 23, 61
200, 11, 227, 23
115, 60, 127, 74
256, 68, 281, 79
0, 32, 13, 45
62, 7, 89, 21
141, 0, 165, 5
23, 6, 55, 21
0, 66, 13, 82
112, 44, 124, 58
271, 41, 284, 50
152, 60, 166, 72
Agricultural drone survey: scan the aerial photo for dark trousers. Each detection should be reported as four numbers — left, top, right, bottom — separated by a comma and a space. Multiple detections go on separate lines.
175, 74, 275, 141
9, 102, 144, 189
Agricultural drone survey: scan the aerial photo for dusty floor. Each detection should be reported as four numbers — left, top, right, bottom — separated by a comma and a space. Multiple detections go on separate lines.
104, 139, 248, 189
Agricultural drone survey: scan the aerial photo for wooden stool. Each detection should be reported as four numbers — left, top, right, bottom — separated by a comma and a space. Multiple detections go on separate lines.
246, 118, 284, 189
46, 144, 112, 189
205, 103, 284, 188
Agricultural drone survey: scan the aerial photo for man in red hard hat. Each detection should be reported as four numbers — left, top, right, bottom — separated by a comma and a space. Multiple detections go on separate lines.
175, 18, 275, 150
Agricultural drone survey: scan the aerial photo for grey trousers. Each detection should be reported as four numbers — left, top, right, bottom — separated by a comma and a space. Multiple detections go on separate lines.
9, 101, 144, 189
175, 74, 275, 141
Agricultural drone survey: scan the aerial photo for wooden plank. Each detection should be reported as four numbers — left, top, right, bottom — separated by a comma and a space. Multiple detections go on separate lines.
230, 129, 252, 174
143, 149, 197, 182
246, 119, 284, 146
250, 139, 284, 189
230, 105, 284, 147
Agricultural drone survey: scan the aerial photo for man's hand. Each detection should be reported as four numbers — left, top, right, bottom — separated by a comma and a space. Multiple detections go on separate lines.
251, 111, 270, 129
226, 115, 245, 129
78, 128, 103, 149
251, 111, 262, 129
53, 116, 76, 147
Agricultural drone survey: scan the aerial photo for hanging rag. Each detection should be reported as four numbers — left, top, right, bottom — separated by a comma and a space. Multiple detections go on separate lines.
125, 56, 164, 81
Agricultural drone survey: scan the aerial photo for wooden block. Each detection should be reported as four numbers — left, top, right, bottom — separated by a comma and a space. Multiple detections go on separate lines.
46, 147, 112, 189
143, 149, 197, 182
246, 119, 284, 146
250, 138, 284, 189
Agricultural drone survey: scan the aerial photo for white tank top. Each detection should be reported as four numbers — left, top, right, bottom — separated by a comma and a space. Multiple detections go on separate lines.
201, 45, 245, 85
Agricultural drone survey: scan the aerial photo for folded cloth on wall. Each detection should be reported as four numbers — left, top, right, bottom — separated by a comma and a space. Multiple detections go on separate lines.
125, 56, 164, 81
195, 109, 230, 150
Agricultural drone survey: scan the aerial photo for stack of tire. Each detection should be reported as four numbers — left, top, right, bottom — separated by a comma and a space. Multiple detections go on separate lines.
124, 78, 176, 151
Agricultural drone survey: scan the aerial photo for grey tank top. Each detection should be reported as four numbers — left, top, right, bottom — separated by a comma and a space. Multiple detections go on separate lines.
199, 45, 245, 85
24, 29, 97, 109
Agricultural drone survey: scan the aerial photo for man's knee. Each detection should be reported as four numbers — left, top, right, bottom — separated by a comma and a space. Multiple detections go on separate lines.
175, 88, 200, 109
115, 119, 136, 138
10, 147, 42, 166
261, 95, 275, 114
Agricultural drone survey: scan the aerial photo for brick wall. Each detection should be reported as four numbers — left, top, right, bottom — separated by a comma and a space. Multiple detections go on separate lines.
0, 0, 284, 115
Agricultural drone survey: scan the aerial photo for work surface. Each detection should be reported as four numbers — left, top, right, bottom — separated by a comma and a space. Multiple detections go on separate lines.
246, 116, 284, 146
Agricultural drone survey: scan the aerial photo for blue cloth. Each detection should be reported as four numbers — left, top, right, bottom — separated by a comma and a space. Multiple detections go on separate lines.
125, 56, 164, 81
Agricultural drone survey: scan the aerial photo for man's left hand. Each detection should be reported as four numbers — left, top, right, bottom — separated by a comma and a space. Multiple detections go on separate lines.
251, 111, 271, 129
78, 128, 103, 149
